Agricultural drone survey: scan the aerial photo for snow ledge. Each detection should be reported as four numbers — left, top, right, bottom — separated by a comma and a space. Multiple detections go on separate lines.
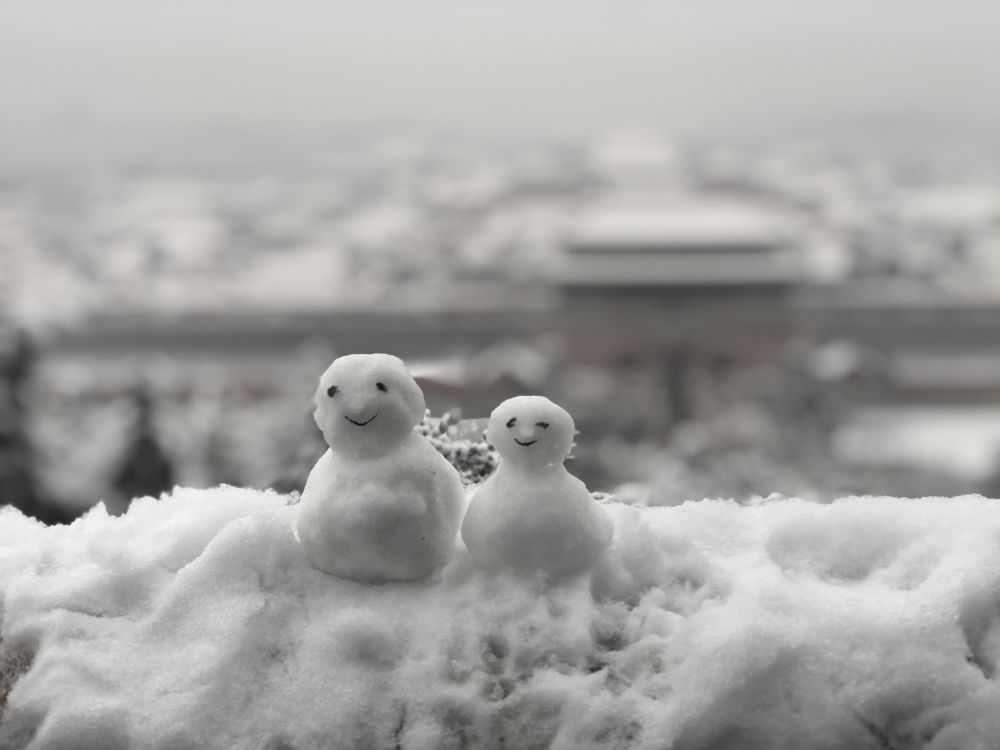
2, 488, 1000, 749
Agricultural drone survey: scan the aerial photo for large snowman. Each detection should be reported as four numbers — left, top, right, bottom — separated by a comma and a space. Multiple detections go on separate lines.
297, 353, 464, 583
461, 395, 614, 578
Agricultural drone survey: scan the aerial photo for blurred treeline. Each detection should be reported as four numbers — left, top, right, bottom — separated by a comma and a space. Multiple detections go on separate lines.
2, 320, 981, 525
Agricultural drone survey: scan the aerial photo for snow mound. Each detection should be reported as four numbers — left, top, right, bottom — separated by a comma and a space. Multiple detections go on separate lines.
3, 489, 1000, 749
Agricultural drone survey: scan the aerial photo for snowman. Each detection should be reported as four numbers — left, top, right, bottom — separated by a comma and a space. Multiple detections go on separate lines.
461, 395, 613, 578
296, 353, 465, 583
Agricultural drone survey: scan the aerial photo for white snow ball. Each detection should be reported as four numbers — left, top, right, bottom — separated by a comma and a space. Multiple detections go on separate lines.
297, 354, 465, 583
313, 353, 425, 457
485, 395, 574, 468
463, 395, 612, 578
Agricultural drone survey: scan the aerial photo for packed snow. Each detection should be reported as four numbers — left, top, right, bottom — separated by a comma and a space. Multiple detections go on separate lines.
3, 489, 1000, 748
462, 396, 613, 578
297, 354, 464, 583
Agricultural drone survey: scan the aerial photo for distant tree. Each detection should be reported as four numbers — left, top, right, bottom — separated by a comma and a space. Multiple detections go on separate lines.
203, 412, 247, 488
267, 410, 325, 496
111, 385, 175, 512
0, 328, 72, 524
0, 403, 40, 518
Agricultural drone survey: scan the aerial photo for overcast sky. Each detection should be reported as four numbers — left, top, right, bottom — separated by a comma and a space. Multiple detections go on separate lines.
2, 0, 999, 164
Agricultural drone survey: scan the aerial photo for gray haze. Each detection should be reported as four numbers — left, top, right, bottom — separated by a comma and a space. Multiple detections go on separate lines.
2, 0, 999, 165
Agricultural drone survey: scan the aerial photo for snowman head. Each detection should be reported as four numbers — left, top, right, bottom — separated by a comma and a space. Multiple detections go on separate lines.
487, 395, 575, 470
314, 353, 425, 456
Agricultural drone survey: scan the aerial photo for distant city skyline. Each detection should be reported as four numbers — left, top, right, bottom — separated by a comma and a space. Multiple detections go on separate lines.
2, 0, 999, 168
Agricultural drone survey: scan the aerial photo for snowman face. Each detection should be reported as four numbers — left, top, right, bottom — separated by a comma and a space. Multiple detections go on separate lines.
314, 353, 425, 456
487, 395, 575, 469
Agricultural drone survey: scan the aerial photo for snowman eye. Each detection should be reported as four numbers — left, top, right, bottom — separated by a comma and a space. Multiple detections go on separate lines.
376, 382, 388, 392
536, 422, 550, 429
326, 385, 338, 398
506, 417, 517, 428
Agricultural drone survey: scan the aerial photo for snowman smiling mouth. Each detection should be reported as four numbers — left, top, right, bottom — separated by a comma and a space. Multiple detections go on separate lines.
514, 438, 537, 446
345, 413, 378, 427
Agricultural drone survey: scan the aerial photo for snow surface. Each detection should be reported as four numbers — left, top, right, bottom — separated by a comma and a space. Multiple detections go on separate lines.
4, 490, 1000, 749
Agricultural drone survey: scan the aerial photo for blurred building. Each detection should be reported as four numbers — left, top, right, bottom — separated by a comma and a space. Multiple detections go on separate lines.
554, 192, 801, 427
11, 135, 1000, 510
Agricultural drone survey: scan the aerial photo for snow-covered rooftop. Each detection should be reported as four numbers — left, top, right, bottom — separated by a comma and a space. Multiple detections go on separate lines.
566, 196, 793, 253
899, 185, 1000, 228
556, 195, 800, 288
836, 406, 1000, 482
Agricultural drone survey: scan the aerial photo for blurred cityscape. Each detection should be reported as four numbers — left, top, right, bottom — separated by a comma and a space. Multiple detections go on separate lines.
4, 129, 1000, 522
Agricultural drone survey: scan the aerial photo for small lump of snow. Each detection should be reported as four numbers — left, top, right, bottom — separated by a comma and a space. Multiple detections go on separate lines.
297, 354, 465, 583
3, 490, 1000, 748
462, 396, 613, 578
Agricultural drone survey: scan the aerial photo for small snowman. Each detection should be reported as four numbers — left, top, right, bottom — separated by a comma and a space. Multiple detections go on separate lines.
297, 353, 465, 583
461, 395, 613, 578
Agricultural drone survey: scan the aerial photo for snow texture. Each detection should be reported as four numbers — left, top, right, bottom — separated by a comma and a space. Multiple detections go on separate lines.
462, 396, 613, 578
297, 354, 465, 582
4, 489, 1000, 749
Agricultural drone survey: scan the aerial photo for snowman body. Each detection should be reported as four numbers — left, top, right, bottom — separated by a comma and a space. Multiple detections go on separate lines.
461, 395, 613, 578
296, 353, 464, 583
462, 463, 612, 578
299, 435, 463, 582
